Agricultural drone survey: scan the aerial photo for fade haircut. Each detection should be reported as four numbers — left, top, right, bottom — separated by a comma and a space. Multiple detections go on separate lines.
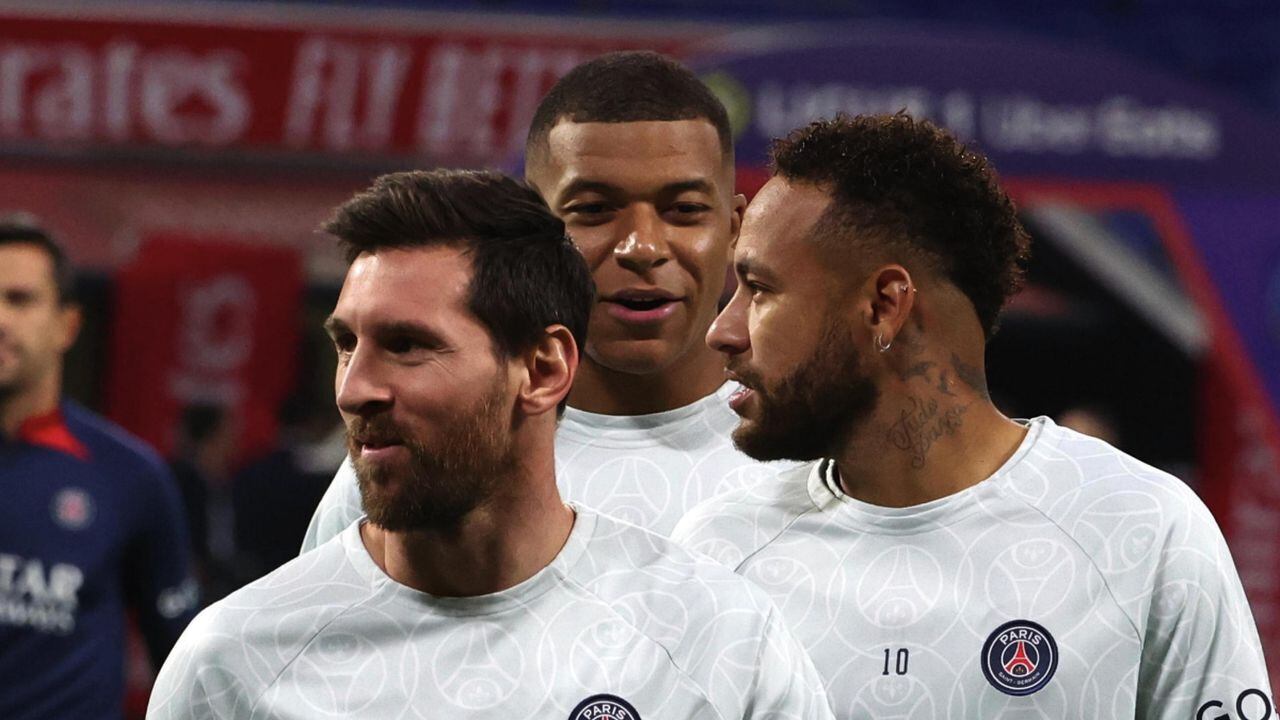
526, 50, 733, 163
324, 170, 595, 407
0, 217, 74, 304
770, 113, 1031, 339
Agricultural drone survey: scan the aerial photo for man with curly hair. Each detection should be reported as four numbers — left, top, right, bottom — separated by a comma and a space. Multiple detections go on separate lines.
673, 114, 1272, 717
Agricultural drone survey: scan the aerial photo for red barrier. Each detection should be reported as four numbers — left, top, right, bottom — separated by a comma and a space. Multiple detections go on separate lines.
105, 236, 302, 464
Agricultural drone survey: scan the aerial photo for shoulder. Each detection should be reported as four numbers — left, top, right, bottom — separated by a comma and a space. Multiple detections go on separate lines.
207, 534, 367, 641
164, 535, 368, 683
571, 512, 825, 712
1000, 419, 1217, 543
62, 402, 171, 484
572, 510, 781, 649
997, 419, 1235, 619
671, 460, 824, 570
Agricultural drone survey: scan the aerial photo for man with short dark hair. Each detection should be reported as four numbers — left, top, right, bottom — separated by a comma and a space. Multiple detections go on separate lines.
302, 51, 781, 545
149, 170, 834, 719
0, 220, 197, 719
673, 114, 1273, 717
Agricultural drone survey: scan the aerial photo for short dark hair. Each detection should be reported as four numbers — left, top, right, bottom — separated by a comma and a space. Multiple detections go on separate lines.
324, 170, 594, 409
526, 51, 733, 162
0, 217, 74, 304
770, 113, 1031, 339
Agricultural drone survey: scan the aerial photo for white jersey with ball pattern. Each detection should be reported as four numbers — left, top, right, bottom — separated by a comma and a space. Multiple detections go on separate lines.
150, 507, 834, 720
672, 417, 1273, 719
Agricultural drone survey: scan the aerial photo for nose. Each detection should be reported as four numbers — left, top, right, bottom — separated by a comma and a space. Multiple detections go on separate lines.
335, 345, 393, 419
707, 285, 750, 356
613, 207, 670, 274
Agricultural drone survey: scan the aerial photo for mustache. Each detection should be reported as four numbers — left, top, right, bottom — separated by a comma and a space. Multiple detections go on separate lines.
726, 364, 764, 391
346, 416, 406, 446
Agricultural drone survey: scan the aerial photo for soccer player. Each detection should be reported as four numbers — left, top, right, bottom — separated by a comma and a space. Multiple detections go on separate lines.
672, 115, 1274, 717
148, 170, 834, 719
0, 221, 198, 719
302, 51, 774, 547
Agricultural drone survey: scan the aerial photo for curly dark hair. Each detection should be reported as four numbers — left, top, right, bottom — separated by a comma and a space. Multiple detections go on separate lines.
770, 113, 1030, 339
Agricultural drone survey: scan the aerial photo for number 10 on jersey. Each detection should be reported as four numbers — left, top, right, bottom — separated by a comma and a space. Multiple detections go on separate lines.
882, 648, 910, 676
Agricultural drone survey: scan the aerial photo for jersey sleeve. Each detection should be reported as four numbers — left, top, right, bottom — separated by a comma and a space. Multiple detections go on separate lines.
146, 608, 255, 720
123, 458, 199, 668
1135, 499, 1274, 719
745, 609, 836, 720
299, 456, 363, 554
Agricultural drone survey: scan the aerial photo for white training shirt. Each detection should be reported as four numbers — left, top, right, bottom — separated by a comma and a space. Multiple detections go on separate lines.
302, 382, 789, 549
149, 507, 834, 720
672, 417, 1274, 719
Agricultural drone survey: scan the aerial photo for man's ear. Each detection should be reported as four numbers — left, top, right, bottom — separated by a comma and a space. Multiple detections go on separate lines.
729, 192, 747, 246
862, 264, 916, 350
515, 324, 578, 417
56, 303, 82, 353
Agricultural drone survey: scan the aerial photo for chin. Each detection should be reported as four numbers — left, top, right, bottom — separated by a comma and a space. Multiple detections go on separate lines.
587, 338, 685, 376
732, 421, 829, 463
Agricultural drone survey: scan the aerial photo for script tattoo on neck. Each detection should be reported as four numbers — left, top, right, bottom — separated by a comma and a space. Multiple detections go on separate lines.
887, 395, 972, 468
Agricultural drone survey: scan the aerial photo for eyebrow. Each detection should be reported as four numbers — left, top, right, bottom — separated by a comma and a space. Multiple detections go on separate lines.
374, 321, 448, 349
735, 256, 777, 282
324, 315, 450, 349
659, 179, 716, 196
322, 315, 348, 338
557, 177, 717, 203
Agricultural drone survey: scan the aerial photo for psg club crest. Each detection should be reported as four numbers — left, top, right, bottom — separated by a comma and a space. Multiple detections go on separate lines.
51, 487, 94, 530
980, 619, 1058, 696
569, 694, 641, 720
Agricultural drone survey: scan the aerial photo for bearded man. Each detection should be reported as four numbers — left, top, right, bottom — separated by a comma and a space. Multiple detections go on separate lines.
674, 114, 1273, 718
148, 169, 834, 720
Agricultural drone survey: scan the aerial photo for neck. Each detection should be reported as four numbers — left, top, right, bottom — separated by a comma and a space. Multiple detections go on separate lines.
568, 342, 725, 415
359, 443, 575, 597
0, 372, 61, 437
834, 351, 1027, 508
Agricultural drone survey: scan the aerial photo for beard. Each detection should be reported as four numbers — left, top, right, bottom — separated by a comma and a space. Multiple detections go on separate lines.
349, 374, 518, 532
731, 317, 879, 462
0, 344, 31, 398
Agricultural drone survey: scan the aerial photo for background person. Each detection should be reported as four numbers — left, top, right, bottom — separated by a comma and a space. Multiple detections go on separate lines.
0, 220, 197, 720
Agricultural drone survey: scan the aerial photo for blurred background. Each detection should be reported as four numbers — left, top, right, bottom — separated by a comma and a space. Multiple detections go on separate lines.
1, 0, 1277, 712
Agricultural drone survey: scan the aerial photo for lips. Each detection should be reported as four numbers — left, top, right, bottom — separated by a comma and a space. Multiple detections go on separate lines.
354, 438, 409, 463
348, 422, 407, 461
727, 385, 755, 414
725, 371, 760, 415
602, 288, 683, 324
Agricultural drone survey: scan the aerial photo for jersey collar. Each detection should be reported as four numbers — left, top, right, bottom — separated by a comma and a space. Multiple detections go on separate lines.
16, 406, 90, 461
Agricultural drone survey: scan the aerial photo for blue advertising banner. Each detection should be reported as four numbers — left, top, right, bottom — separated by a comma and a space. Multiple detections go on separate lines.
1176, 193, 1280, 407
697, 28, 1280, 189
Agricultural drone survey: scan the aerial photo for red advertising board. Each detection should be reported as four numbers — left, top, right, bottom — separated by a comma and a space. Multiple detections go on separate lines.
0, 6, 703, 166
106, 235, 303, 463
